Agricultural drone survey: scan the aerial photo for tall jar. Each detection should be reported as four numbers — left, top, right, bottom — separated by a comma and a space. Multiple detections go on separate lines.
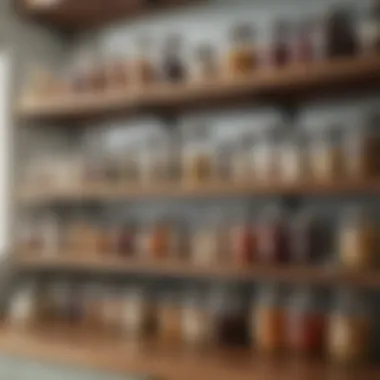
309, 124, 344, 182
338, 206, 378, 269
257, 205, 291, 264
254, 285, 285, 353
328, 290, 371, 364
285, 288, 326, 355
344, 115, 380, 179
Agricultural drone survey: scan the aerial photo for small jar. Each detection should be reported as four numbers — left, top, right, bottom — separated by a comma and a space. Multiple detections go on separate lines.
285, 288, 326, 355
212, 140, 233, 182
158, 292, 182, 344
101, 287, 124, 334
231, 133, 252, 183
227, 23, 257, 76
139, 137, 156, 186
211, 286, 250, 347
293, 18, 317, 63
82, 284, 104, 329
105, 56, 129, 91
39, 212, 62, 257
121, 287, 155, 338
338, 206, 378, 269
9, 282, 37, 328
344, 115, 380, 180
309, 125, 344, 182
182, 291, 212, 347
254, 285, 285, 353
328, 291, 371, 364
192, 43, 219, 81
162, 34, 186, 83
272, 20, 293, 67
134, 35, 156, 86
169, 219, 191, 261
257, 205, 291, 264
117, 221, 137, 258
147, 219, 172, 261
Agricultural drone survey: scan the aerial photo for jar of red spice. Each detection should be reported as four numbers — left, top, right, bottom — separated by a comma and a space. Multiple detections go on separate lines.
285, 288, 326, 355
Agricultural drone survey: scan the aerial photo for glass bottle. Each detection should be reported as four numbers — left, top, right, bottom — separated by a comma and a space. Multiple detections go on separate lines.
193, 43, 219, 81
328, 290, 371, 364
158, 291, 182, 344
309, 124, 344, 182
285, 288, 326, 355
344, 114, 380, 180
227, 23, 257, 76
162, 34, 186, 83
338, 206, 377, 269
254, 285, 285, 352
211, 286, 250, 347
134, 35, 156, 86
272, 19, 293, 67
257, 205, 291, 264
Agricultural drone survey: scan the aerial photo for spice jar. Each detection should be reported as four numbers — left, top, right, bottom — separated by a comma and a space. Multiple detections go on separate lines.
39, 212, 62, 257
147, 218, 171, 261
158, 292, 182, 344
162, 34, 186, 83
182, 291, 212, 347
293, 18, 316, 63
212, 140, 233, 182
82, 284, 104, 329
257, 205, 291, 264
328, 290, 371, 364
101, 287, 123, 334
117, 220, 137, 258
231, 133, 252, 183
192, 210, 228, 266
338, 206, 378, 269
105, 55, 129, 91
254, 285, 285, 353
291, 209, 331, 264
139, 136, 156, 186
272, 20, 293, 67
359, 5, 379, 54
134, 35, 156, 86
344, 115, 380, 179
183, 124, 212, 184
9, 282, 37, 328
211, 286, 250, 347
192, 43, 219, 81
121, 287, 155, 338
169, 219, 191, 261
325, 8, 359, 58
309, 124, 344, 182
227, 23, 257, 76
285, 288, 326, 355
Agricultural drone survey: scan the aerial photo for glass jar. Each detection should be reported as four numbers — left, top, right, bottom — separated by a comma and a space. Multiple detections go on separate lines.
227, 23, 257, 76
121, 287, 155, 338
169, 219, 191, 261
328, 290, 371, 364
231, 133, 252, 183
293, 18, 316, 63
254, 285, 285, 353
192, 43, 219, 81
117, 221, 137, 258
257, 205, 291, 264
192, 210, 227, 266
211, 286, 250, 347
285, 288, 326, 355
158, 292, 182, 344
309, 124, 344, 182
338, 206, 377, 269
147, 218, 171, 261
359, 6, 379, 54
120, 148, 140, 184
134, 35, 156, 86
272, 19, 293, 67
212, 140, 233, 182
139, 136, 156, 186
9, 282, 37, 328
101, 287, 123, 334
182, 291, 212, 347
82, 284, 104, 329
291, 209, 331, 264
183, 124, 212, 184
344, 115, 380, 179
162, 34, 186, 83
39, 212, 62, 257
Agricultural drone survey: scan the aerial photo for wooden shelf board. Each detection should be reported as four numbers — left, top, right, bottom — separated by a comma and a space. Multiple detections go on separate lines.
16, 179, 380, 203
0, 326, 379, 380
15, 255, 380, 289
17, 55, 380, 122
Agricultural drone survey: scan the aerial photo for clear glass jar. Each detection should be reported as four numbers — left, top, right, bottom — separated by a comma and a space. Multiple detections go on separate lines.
169, 218, 191, 261
192, 43, 219, 81
9, 282, 37, 328
182, 291, 212, 347
254, 285, 285, 353
134, 35, 156, 86
211, 286, 250, 347
227, 23, 257, 76
101, 287, 123, 334
82, 284, 104, 329
231, 133, 252, 183
309, 124, 344, 182
344, 114, 380, 179
328, 290, 371, 364
285, 288, 326, 355
338, 206, 378, 269
257, 205, 291, 264
158, 292, 182, 344
212, 140, 233, 182
139, 136, 156, 186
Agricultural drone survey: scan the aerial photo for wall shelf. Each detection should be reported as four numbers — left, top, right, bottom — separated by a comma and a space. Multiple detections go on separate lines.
16, 255, 380, 289
17, 179, 380, 204
16, 0, 200, 32
17, 55, 380, 122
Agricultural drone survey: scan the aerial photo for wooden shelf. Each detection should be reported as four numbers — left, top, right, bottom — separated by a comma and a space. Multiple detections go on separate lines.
0, 326, 379, 380
17, 55, 380, 122
16, 255, 380, 289
17, 179, 380, 203
16, 0, 200, 32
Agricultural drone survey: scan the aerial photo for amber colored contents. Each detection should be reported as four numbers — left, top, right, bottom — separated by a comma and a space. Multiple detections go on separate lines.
328, 315, 370, 363
287, 312, 325, 354
187, 154, 212, 183
148, 223, 171, 260
231, 226, 257, 265
159, 305, 182, 343
135, 60, 155, 85
255, 307, 285, 352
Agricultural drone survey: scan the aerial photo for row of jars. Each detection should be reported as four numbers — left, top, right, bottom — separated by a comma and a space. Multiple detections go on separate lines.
23, 3, 380, 101
24, 115, 380, 191
9, 282, 373, 364
19, 204, 379, 269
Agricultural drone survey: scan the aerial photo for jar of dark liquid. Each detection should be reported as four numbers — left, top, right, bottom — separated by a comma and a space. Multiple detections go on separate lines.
211, 286, 250, 347
272, 19, 292, 67
257, 205, 291, 264
285, 288, 326, 355
162, 34, 186, 83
